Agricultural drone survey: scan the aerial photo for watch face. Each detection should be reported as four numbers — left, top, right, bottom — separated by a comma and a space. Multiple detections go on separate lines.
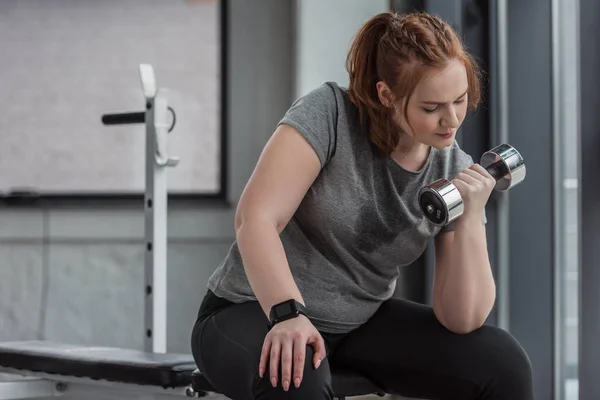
274, 301, 296, 318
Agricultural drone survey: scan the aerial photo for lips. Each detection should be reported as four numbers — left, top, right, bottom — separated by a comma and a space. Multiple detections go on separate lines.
437, 132, 453, 139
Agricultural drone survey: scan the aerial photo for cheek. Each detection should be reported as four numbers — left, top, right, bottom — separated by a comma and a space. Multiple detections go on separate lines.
406, 109, 439, 134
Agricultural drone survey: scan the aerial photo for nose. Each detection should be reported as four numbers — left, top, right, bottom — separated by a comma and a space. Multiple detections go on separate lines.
441, 106, 460, 129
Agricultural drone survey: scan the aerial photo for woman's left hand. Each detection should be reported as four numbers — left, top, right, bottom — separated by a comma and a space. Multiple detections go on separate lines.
451, 164, 496, 219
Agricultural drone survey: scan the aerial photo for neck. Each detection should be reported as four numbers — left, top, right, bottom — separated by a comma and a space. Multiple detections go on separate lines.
391, 135, 431, 171
393, 134, 428, 159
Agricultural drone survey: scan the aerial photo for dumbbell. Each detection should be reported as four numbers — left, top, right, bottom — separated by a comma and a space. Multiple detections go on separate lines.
418, 143, 526, 226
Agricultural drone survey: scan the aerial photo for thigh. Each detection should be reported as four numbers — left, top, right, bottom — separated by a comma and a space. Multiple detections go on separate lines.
191, 300, 334, 400
330, 299, 532, 400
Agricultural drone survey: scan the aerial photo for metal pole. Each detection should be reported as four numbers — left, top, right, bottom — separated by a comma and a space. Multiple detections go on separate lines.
489, 0, 510, 332
496, 0, 510, 333
101, 64, 178, 354
139, 64, 179, 354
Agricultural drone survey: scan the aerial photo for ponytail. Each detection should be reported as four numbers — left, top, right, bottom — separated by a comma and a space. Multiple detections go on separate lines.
346, 13, 398, 155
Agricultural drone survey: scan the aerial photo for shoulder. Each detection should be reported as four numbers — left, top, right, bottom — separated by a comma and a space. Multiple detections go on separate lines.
294, 82, 342, 106
292, 82, 346, 112
447, 140, 475, 168
431, 140, 475, 178
278, 82, 348, 168
279, 82, 342, 129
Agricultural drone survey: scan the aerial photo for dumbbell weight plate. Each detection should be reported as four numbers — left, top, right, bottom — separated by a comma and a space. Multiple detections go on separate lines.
480, 143, 526, 191
418, 179, 464, 226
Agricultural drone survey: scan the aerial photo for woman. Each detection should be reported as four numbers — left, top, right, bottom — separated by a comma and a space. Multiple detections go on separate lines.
191, 11, 533, 400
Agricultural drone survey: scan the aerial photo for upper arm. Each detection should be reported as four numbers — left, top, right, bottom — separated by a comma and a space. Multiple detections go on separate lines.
235, 83, 339, 233
235, 124, 322, 233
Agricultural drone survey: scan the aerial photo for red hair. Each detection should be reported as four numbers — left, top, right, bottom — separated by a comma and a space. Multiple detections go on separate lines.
346, 12, 482, 156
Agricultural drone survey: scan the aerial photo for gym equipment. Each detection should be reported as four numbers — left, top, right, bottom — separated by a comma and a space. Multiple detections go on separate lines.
101, 63, 180, 354
0, 64, 386, 400
418, 143, 526, 226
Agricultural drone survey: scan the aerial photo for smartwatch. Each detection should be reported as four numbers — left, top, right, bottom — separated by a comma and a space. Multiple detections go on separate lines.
269, 299, 308, 327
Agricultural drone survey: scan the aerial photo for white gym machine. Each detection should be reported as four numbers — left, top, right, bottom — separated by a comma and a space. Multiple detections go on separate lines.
0, 64, 211, 400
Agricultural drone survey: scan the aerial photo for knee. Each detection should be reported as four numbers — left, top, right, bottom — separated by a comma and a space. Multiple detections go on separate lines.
255, 345, 333, 400
479, 326, 533, 392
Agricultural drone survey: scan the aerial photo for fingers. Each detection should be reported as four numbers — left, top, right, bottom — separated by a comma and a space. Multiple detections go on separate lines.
450, 164, 496, 219
262, 332, 309, 391
269, 338, 281, 388
455, 164, 495, 190
470, 163, 494, 179
259, 320, 326, 392
280, 337, 294, 391
455, 170, 479, 185
467, 164, 496, 188
292, 335, 306, 388
310, 335, 327, 370
259, 335, 271, 378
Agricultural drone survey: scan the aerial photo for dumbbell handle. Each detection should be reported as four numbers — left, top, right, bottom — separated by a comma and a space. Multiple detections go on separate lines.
484, 159, 509, 181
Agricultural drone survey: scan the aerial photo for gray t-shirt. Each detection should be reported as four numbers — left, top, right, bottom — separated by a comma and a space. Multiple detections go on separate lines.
207, 82, 483, 334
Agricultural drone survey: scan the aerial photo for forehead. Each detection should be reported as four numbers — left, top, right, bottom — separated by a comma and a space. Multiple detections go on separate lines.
413, 59, 468, 100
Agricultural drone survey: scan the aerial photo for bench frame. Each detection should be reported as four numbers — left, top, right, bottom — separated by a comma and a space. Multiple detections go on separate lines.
0, 369, 196, 400
0, 64, 191, 400
0, 366, 381, 400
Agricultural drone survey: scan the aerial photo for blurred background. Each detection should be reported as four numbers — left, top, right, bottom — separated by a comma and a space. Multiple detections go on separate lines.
0, 0, 597, 399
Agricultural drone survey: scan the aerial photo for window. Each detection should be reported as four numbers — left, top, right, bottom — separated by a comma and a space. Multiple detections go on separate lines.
553, 2, 580, 399
0, 0, 225, 197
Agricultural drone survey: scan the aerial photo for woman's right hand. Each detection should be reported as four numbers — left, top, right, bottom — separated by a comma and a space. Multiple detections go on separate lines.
258, 314, 326, 392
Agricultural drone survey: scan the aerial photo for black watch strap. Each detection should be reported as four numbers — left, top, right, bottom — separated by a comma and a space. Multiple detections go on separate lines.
268, 299, 307, 327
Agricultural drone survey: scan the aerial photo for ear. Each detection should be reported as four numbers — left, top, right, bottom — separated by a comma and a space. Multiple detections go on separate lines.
376, 81, 395, 108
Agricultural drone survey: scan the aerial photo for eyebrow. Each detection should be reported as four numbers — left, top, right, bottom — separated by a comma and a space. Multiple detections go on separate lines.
421, 89, 469, 105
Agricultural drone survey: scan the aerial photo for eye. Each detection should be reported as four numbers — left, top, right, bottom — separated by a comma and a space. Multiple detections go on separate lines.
422, 106, 438, 113
454, 97, 466, 104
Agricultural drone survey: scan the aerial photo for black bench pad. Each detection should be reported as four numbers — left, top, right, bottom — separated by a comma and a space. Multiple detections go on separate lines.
0, 341, 196, 389
192, 368, 385, 397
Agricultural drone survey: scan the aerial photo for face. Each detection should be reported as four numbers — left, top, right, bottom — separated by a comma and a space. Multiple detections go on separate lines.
378, 59, 469, 150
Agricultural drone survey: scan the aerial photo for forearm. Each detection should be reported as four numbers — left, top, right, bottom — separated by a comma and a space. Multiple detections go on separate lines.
439, 214, 496, 332
236, 219, 304, 319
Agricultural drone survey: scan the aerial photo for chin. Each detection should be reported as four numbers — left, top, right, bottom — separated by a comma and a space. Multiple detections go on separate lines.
430, 138, 455, 150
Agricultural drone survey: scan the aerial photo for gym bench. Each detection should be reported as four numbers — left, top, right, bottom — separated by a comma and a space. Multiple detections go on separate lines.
0, 341, 385, 400
0, 65, 386, 400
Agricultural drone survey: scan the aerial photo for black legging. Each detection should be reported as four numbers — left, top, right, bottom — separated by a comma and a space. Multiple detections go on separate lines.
191, 290, 534, 400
